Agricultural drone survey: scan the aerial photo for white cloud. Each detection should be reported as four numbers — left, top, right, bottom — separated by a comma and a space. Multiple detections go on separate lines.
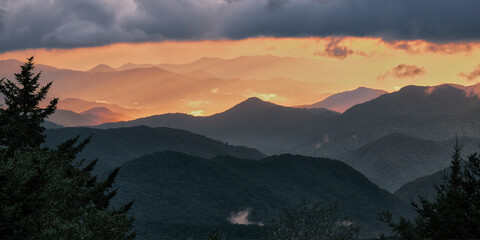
227, 208, 264, 226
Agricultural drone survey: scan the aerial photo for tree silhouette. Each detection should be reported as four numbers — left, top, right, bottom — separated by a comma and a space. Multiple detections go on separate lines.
0, 56, 57, 157
380, 140, 480, 239
0, 57, 135, 239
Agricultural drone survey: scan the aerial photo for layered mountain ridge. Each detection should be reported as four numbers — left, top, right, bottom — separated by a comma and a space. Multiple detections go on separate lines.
96, 83, 480, 193
110, 151, 412, 239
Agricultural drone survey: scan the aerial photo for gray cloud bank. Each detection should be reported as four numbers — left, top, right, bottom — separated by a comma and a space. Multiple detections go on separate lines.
1, 0, 480, 52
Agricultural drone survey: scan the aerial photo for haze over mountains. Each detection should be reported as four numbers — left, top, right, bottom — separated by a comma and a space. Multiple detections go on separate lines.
95, 83, 480, 194
47, 108, 131, 127
98, 97, 340, 154
158, 55, 344, 84
99, 83, 480, 151
0, 57, 345, 120
299, 87, 387, 113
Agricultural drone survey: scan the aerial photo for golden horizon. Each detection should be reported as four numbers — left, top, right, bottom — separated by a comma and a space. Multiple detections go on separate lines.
2, 37, 480, 121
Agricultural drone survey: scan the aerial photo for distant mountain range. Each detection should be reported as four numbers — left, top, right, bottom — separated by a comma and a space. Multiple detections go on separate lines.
99, 84, 480, 155
96, 84, 480, 193
98, 97, 340, 154
0, 58, 342, 118
47, 107, 130, 126
306, 84, 480, 156
56, 98, 140, 116
47, 109, 96, 126
158, 55, 344, 84
87, 64, 116, 72
110, 151, 412, 239
44, 126, 265, 174
80, 107, 130, 125
298, 87, 387, 113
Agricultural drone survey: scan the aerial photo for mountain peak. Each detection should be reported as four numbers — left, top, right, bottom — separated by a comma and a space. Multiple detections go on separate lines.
81, 107, 114, 115
88, 64, 115, 72
236, 97, 278, 108
190, 57, 224, 65
306, 87, 387, 113
215, 97, 282, 118
119, 62, 136, 68
0, 59, 23, 65
117, 62, 157, 71
244, 96, 264, 103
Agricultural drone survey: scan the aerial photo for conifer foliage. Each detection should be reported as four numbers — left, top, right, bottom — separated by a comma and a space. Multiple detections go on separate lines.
0, 57, 135, 239
0, 56, 57, 157
380, 141, 480, 239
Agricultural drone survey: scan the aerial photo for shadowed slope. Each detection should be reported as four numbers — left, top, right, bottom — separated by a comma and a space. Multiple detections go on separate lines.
45, 126, 265, 174
98, 97, 340, 154
111, 151, 412, 239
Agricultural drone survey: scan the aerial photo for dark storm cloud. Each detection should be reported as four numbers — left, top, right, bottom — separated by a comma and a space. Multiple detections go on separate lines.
266, 0, 289, 10
1, 0, 480, 52
0, 9, 5, 33
378, 64, 426, 80
0, 0, 126, 51
220, 0, 480, 41
120, 0, 216, 39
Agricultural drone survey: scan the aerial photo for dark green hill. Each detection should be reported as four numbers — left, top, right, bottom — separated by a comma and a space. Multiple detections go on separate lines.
333, 133, 480, 192
333, 133, 449, 192
44, 126, 265, 174
395, 169, 446, 204
98, 97, 340, 154
110, 151, 412, 239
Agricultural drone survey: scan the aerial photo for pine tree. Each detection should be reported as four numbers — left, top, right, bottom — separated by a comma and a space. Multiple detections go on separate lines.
0, 57, 135, 239
379, 140, 480, 239
0, 56, 57, 157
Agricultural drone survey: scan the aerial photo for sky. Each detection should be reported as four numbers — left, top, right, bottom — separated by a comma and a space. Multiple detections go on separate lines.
1, 0, 480, 92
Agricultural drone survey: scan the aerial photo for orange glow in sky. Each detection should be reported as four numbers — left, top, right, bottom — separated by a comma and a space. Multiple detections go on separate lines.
1, 37, 480, 92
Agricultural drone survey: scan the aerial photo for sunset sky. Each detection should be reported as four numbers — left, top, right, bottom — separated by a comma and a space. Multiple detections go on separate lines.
1, 0, 480, 115
2, 38, 480, 90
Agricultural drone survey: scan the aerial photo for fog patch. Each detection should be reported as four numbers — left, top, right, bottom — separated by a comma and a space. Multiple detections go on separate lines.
315, 134, 330, 148
227, 208, 264, 226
